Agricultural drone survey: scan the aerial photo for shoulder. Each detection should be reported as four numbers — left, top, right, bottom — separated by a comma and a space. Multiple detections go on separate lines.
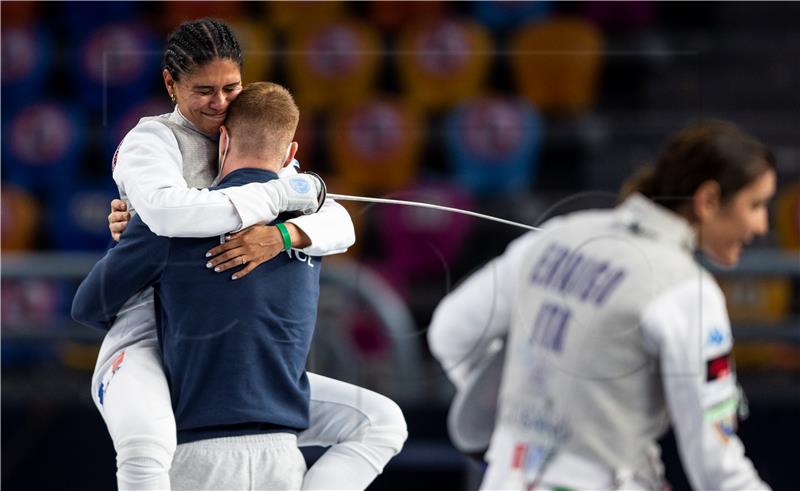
121, 117, 178, 147
114, 118, 181, 178
137, 112, 172, 125
541, 208, 616, 230
277, 159, 300, 177
642, 270, 726, 339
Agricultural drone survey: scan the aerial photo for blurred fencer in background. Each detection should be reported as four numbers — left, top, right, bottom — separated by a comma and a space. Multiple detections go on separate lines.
430, 121, 775, 490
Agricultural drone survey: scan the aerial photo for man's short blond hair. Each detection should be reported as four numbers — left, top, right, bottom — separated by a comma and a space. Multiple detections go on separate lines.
225, 81, 300, 163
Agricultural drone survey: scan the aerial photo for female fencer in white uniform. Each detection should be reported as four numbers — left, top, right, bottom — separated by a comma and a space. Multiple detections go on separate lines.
94, 18, 406, 491
430, 121, 775, 490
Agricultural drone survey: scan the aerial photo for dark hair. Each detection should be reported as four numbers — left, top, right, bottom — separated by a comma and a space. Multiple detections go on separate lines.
162, 18, 243, 81
622, 120, 775, 214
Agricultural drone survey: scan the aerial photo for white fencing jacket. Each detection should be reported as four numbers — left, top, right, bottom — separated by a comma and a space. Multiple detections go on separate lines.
96, 107, 354, 377
429, 194, 769, 491
112, 106, 354, 255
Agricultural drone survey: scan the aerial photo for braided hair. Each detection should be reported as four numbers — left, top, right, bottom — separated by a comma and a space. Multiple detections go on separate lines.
162, 18, 243, 81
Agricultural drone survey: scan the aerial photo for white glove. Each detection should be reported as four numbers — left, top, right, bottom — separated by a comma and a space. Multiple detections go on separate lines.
222, 172, 328, 231
273, 172, 326, 215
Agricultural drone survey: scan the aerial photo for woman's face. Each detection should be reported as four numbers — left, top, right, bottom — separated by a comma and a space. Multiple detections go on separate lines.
698, 169, 776, 267
165, 59, 243, 135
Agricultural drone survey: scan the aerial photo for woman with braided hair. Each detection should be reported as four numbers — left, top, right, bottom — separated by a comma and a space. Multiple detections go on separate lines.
93, 18, 406, 490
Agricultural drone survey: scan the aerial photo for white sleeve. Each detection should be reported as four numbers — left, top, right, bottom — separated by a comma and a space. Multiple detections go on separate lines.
428, 230, 541, 389
113, 121, 299, 238
641, 276, 770, 491
279, 164, 355, 256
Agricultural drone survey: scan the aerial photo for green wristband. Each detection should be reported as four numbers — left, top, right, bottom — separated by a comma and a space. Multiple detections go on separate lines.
275, 222, 292, 251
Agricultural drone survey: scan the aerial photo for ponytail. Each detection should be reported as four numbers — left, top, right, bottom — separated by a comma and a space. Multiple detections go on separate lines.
619, 165, 657, 202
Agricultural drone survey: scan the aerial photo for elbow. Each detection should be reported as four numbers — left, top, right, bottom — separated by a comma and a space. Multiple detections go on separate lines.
342, 220, 356, 249
332, 201, 356, 249
71, 289, 108, 330
324, 199, 356, 249
70, 298, 84, 325
136, 209, 171, 237
71, 294, 94, 327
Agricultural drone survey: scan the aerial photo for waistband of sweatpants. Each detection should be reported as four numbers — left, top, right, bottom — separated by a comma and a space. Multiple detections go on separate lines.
178, 423, 300, 445
177, 432, 298, 449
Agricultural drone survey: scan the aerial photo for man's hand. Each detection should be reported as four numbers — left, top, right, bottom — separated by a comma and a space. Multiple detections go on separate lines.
108, 199, 131, 241
205, 223, 311, 280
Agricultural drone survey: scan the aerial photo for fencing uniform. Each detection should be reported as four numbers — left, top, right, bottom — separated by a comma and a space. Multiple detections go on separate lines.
88, 107, 406, 490
429, 194, 769, 491
75, 167, 320, 489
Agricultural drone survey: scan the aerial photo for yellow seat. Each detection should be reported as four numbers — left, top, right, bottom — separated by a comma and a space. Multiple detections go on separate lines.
775, 181, 800, 250
719, 277, 792, 324
1, 183, 40, 251
286, 19, 380, 113
510, 17, 604, 114
328, 97, 423, 195
230, 21, 274, 84
265, 1, 346, 31
397, 18, 492, 111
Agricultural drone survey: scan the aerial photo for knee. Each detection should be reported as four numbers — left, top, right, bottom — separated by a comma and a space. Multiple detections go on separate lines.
358, 393, 408, 455
116, 434, 176, 476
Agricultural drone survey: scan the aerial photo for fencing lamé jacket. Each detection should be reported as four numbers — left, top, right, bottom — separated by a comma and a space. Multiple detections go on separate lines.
429, 194, 769, 490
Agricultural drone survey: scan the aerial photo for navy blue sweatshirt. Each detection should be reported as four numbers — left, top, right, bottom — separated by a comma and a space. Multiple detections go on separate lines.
72, 168, 321, 444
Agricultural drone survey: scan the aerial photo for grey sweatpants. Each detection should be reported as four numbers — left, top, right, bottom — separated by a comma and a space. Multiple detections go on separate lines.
170, 433, 306, 490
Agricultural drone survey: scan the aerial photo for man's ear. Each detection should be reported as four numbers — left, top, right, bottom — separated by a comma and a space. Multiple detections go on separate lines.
282, 141, 299, 168
693, 179, 721, 224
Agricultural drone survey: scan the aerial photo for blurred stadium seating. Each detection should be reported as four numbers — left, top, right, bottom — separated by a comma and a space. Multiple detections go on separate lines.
2, 2, 799, 490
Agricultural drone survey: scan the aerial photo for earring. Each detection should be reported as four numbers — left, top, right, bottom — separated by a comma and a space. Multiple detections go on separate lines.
169, 92, 176, 104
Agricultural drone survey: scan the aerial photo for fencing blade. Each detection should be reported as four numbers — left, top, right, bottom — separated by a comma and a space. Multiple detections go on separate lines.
327, 193, 542, 232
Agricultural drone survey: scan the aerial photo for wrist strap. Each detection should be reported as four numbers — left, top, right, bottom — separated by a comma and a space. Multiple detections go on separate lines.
275, 222, 292, 251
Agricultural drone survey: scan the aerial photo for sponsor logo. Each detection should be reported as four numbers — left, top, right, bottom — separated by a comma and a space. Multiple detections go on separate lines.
512, 442, 527, 469
289, 177, 311, 194
98, 350, 126, 406
714, 420, 736, 443
510, 441, 548, 482
706, 327, 725, 347
706, 353, 732, 382
705, 398, 738, 444
112, 351, 125, 373
525, 446, 545, 473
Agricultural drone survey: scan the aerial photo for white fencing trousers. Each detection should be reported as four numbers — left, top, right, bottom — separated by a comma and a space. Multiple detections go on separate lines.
92, 336, 408, 491
170, 433, 305, 491
298, 374, 408, 490
91, 340, 176, 491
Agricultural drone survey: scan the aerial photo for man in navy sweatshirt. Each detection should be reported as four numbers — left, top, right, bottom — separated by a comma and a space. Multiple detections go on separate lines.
72, 82, 320, 489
